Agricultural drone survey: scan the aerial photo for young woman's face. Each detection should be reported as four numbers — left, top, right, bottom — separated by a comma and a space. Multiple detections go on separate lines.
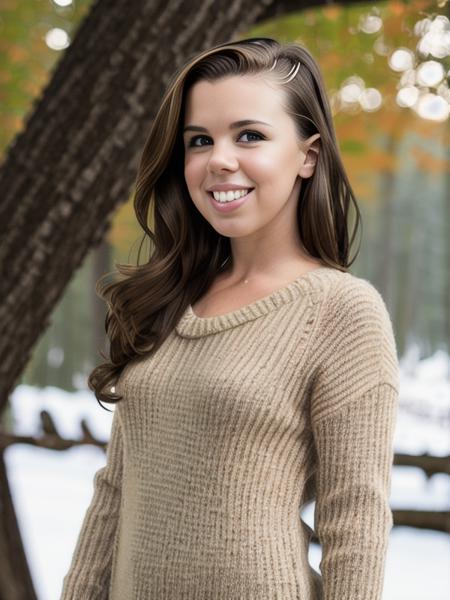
182, 74, 318, 239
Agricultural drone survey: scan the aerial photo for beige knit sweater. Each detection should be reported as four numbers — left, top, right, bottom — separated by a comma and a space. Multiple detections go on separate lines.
60, 266, 399, 600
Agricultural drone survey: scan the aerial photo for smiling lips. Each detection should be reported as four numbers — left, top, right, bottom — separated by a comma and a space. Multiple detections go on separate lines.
210, 188, 253, 203
207, 183, 254, 191
208, 188, 254, 213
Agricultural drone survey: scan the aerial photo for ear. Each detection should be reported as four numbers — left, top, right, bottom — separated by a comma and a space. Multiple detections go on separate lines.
298, 134, 321, 179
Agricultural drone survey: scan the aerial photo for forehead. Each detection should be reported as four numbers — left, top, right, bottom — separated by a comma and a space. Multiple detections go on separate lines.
183, 74, 287, 123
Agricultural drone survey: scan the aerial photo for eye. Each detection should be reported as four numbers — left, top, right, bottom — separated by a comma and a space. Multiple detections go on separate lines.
187, 135, 212, 148
186, 130, 265, 148
238, 130, 265, 143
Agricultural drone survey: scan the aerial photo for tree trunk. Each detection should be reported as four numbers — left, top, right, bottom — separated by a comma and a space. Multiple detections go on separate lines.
0, 452, 37, 600
0, 0, 385, 597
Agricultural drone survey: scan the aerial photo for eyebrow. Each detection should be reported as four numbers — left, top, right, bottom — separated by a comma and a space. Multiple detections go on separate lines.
183, 119, 273, 134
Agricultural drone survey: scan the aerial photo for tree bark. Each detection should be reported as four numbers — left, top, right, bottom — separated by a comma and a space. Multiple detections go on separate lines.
0, 452, 37, 600
0, 1, 386, 598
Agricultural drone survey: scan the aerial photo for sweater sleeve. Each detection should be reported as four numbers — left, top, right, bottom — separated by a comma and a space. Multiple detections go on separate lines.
60, 406, 124, 600
310, 279, 399, 600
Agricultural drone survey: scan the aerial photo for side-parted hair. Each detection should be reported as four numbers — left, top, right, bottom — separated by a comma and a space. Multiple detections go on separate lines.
89, 37, 362, 408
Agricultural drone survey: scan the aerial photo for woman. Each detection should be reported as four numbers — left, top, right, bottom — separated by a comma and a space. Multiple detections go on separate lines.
61, 37, 399, 600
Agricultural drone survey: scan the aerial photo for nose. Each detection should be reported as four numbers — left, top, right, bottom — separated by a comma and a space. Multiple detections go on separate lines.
207, 140, 239, 173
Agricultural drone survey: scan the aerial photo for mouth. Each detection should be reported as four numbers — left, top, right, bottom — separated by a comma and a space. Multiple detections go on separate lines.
208, 188, 255, 203
207, 187, 255, 213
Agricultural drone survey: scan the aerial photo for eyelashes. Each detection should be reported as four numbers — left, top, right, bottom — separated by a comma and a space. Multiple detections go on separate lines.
187, 130, 266, 148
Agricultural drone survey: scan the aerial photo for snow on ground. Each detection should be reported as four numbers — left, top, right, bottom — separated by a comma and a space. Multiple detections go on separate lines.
5, 345, 450, 600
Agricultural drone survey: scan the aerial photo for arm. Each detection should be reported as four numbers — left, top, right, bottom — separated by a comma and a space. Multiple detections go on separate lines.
60, 406, 124, 600
310, 279, 399, 600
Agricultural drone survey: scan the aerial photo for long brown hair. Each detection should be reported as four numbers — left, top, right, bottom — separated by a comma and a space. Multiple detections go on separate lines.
89, 37, 362, 409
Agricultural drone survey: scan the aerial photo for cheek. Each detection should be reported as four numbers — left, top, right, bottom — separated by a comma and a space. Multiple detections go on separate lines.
183, 158, 194, 184
253, 149, 298, 185
184, 156, 203, 191
244, 150, 282, 182
184, 159, 207, 214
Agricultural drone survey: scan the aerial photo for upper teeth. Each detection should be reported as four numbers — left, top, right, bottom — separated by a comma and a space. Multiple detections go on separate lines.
212, 189, 251, 202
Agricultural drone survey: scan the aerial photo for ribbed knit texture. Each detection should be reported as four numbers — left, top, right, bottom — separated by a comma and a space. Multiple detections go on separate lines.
60, 266, 399, 600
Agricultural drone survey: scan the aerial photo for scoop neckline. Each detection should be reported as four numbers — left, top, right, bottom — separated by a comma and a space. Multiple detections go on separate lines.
175, 265, 339, 338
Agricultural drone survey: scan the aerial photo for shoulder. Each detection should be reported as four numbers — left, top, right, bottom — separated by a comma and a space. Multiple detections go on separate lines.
318, 269, 392, 328
311, 269, 399, 390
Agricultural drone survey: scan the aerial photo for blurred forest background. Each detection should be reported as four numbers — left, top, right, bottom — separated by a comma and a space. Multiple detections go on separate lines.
1, 0, 448, 394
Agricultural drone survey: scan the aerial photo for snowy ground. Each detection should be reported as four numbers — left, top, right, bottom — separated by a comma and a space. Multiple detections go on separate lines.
5, 346, 450, 600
